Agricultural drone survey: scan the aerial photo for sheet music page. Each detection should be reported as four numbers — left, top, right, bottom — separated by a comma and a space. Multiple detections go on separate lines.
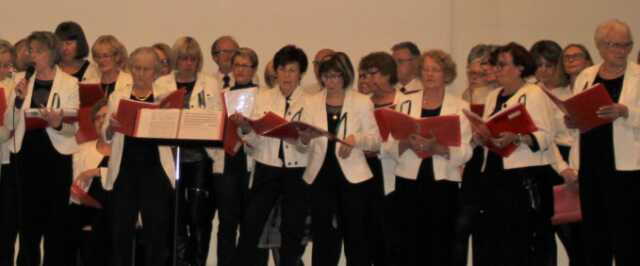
24, 108, 78, 118
136, 109, 180, 139
177, 109, 224, 140
224, 87, 257, 117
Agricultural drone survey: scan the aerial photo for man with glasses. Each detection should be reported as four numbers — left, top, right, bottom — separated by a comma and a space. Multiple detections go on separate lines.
391, 41, 421, 94
211, 36, 239, 88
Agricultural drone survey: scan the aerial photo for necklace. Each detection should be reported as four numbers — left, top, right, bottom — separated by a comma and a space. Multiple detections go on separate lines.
132, 90, 152, 101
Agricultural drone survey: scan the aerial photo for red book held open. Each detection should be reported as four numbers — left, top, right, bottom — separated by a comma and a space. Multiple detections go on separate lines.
463, 103, 537, 157
79, 83, 105, 108
249, 112, 352, 146
542, 83, 614, 133
75, 107, 98, 143
374, 108, 461, 158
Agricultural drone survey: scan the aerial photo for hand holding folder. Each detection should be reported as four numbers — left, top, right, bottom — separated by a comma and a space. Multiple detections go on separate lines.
248, 112, 352, 146
543, 83, 614, 133
70, 184, 103, 209
463, 103, 537, 157
551, 183, 582, 225
24, 108, 78, 130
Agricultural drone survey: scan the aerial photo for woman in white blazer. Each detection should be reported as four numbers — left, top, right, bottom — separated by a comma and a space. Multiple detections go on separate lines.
530, 40, 589, 266
212, 47, 265, 266
54, 21, 97, 82
278, 52, 380, 266
381, 50, 472, 266
154, 36, 222, 266
357, 51, 400, 266
85, 35, 131, 96
475, 42, 556, 266
3, 31, 80, 266
0, 39, 18, 266
104, 47, 176, 266
566, 20, 639, 266
230, 45, 311, 266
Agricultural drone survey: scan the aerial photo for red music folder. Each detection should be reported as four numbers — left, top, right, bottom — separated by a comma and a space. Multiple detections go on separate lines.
79, 83, 105, 108
114, 89, 186, 136
463, 103, 538, 157
551, 184, 582, 225
249, 112, 351, 145
24, 108, 78, 130
543, 83, 614, 133
70, 184, 103, 209
75, 107, 98, 144
470, 104, 484, 116
374, 108, 461, 158
0, 88, 6, 126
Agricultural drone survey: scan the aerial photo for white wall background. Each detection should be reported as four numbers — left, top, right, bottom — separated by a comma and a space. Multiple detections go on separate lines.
2, 0, 639, 265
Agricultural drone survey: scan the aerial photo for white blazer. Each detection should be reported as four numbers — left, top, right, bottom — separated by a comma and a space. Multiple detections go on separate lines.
103, 82, 176, 190
0, 77, 16, 165
382, 88, 473, 182
70, 140, 108, 204
240, 85, 310, 168
81, 69, 133, 93
4, 66, 80, 155
302, 89, 381, 184
569, 62, 640, 171
481, 83, 555, 170
394, 78, 422, 94
79, 60, 101, 83
542, 85, 575, 174
154, 72, 224, 167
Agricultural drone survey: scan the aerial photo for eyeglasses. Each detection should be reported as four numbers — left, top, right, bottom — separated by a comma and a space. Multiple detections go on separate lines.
177, 55, 198, 62
213, 49, 237, 56
495, 61, 514, 71
158, 59, 170, 66
563, 53, 586, 62
93, 53, 115, 60
467, 70, 486, 79
360, 69, 380, 78
233, 63, 254, 69
0, 63, 13, 69
602, 41, 633, 50
321, 73, 342, 81
395, 57, 415, 65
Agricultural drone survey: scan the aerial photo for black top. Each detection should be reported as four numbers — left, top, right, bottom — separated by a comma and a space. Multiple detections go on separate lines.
231, 82, 256, 90
98, 155, 110, 168
580, 74, 624, 172
317, 104, 347, 181
122, 94, 161, 163
416, 106, 441, 182
102, 82, 116, 97
176, 80, 208, 163
71, 60, 91, 81
30, 79, 54, 108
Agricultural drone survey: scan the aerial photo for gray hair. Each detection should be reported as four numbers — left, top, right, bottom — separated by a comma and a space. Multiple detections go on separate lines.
466, 44, 492, 65
594, 19, 633, 45
128, 47, 161, 75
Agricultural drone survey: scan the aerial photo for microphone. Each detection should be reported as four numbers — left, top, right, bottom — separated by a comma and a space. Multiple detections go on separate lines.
14, 65, 35, 109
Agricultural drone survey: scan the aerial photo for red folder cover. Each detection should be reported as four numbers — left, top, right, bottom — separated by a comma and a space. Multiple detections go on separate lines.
374, 108, 461, 158
249, 112, 352, 146
470, 104, 484, 116
70, 184, 103, 209
543, 83, 614, 133
114, 99, 157, 136
551, 184, 582, 225
0, 88, 6, 126
75, 107, 98, 143
114, 90, 185, 136
463, 103, 538, 157
25, 109, 78, 130
79, 83, 105, 108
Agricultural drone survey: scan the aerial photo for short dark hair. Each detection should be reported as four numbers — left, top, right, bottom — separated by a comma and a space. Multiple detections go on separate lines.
319, 52, 354, 89
359, 52, 398, 85
392, 41, 420, 57
496, 42, 536, 78
530, 40, 563, 66
27, 31, 62, 66
54, 21, 89, 60
273, 45, 308, 74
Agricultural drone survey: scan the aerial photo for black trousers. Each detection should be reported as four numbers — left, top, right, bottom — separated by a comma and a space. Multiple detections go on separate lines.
176, 159, 215, 266
232, 162, 301, 266
365, 157, 389, 266
213, 151, 252, 266
62, 179, 111, 266
111, 160, 174, 266
479, 166, 555, 266
390, 176, 460, 266
14, 131, 73, 266
280, 169, 373, 266
0, 163, 18, 266
579, 167, 639, 266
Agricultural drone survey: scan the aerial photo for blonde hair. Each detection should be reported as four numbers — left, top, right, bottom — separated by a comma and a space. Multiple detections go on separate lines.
594, 19, 633, 46
92, 35, 128, 69
171, 36, 203, 72
419, 49, 457, 85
